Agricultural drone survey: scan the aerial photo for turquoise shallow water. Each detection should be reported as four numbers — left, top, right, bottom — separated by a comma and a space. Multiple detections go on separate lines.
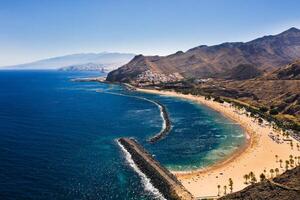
0, 71, 245, 200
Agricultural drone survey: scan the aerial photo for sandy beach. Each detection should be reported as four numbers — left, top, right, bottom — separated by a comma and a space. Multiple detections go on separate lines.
137, 88, 300, 198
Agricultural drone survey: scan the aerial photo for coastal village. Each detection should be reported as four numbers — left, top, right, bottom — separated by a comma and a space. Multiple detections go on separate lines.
135, 70, 183, 87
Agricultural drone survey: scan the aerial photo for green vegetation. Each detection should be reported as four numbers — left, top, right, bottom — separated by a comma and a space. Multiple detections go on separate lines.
259, 107, 268, 112
167, 85, 300, 132
270, 109, 279, 115
222, 97, 300, 132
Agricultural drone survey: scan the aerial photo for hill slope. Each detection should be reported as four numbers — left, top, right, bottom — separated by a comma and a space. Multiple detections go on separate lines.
263, 60, 300, 80
220, 166, 300, 200
107, 27, 300, 83
221, 64, 263, 80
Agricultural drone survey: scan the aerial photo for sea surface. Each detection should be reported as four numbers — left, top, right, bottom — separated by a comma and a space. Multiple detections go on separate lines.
0, 71, 245, 200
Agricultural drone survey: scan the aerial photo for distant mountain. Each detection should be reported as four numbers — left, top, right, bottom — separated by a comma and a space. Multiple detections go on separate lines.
59, 63, 106, 72
3, 52, 135, 71
107, 27, 300, 83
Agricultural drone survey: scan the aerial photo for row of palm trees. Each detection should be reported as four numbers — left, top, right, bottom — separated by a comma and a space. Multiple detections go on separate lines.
242, 170, 275, 186
243, 171, 257, 185
276, 154, 300, 170
289, 141, 300, 151
216, 153, 300, 196
241, 154, 300, 186
217, 178, 233, 196
242, 155, 300, 187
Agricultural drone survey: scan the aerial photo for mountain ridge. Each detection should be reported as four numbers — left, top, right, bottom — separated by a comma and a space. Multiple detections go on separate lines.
107, 27, 300, 83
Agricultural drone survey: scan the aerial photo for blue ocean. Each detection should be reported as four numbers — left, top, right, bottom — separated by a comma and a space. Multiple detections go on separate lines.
0, 71, 245, 200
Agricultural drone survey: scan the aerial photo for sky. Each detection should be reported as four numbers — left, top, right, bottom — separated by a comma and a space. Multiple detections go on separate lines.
0, 0, 300, 66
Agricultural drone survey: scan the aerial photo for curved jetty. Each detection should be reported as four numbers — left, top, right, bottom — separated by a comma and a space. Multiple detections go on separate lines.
148, 101, 171, 143
98, 90, 171, 143
118, 138, 195, 200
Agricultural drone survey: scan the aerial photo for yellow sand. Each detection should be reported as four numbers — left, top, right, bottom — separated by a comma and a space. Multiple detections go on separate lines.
137, 88, 300, 199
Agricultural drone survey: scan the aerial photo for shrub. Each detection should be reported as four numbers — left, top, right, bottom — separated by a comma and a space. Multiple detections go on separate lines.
259, 107, 268, 112
269, 109, 279, 115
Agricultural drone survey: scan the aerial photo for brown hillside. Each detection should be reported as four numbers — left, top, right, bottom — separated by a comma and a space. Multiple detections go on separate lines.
107, 28, 300, 82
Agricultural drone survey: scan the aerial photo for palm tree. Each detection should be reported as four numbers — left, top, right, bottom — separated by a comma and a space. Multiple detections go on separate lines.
249, 171, 254, 179
290, 141, 293, 150
249, 171, 256, 184
282, 131, 286, 138
243, 174, 249, 184
260, 173, 266, 182
250, 175, 257, 185
229, 178, 233, 193
297, 143, 300, 151
286, 133, 290, 139
290, 155, 294, 168
285, 160, 290, 170
279, 159, 283, 168
224, 185, 227, 195
290, 159, 295, 168
270, 169, 274, 178
217, 185, 221, 196
275, 155, 278, 162
275, 168, 279, 176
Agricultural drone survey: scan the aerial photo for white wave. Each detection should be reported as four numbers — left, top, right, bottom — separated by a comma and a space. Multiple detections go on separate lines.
153, 101, 166, 134
117, 140, 166, 200
231, 134, 245, 138
174, 128, 189, 133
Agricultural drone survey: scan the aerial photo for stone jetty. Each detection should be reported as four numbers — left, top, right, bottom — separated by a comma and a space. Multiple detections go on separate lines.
118, 138, 195, 200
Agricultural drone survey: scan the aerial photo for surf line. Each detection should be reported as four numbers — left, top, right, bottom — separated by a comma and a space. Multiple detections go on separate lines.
97, 90, 171, 143
116, 140, 167, 200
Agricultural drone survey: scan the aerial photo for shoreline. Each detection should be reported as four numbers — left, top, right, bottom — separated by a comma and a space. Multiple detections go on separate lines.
137, 88, 254, 174
135, 87, 300, 198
